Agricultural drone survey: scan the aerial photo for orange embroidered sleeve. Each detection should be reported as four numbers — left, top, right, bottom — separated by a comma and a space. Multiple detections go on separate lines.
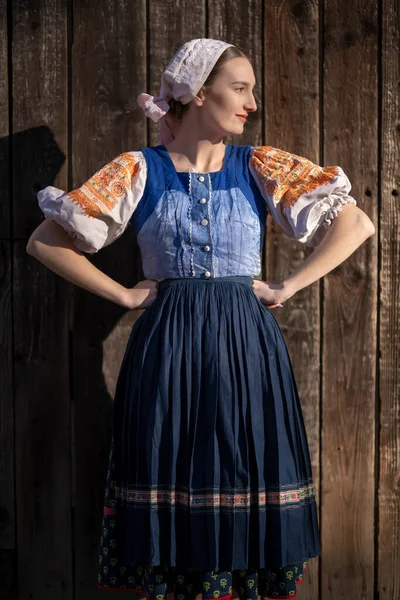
37, 151, 147, 253
249, 145, 357, 247
68, 153, 140, 218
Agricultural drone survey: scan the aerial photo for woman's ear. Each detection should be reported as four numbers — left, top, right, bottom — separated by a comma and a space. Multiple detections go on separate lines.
193, 86, 207, 107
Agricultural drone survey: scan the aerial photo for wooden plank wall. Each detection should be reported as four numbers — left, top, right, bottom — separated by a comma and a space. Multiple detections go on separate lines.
0, 0, 398, 599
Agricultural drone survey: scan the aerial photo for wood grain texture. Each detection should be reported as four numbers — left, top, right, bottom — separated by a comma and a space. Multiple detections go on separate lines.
12, 0, 68, 239
0, 0, 9, 237
148, 0, 207, 148
263, 1, 321, 598
0, 240, 15, 597
379, 0, 400, 598
208, 0, 263, 149
70, 1, 147, 599
11, 0, 73, 598
322, 0, 378, 598
0, 2, 15, 598
2, 1, 398, 600
14, 244, 73, 600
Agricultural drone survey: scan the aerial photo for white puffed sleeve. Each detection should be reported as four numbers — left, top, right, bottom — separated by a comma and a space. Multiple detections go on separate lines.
248, 145, 357, 247
37, 150, 147, 253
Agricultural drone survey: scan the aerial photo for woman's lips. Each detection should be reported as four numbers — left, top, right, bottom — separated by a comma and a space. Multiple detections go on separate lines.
236, 115, 247, 122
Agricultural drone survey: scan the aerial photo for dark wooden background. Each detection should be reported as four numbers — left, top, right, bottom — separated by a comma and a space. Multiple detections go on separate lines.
0, 0, 399, 599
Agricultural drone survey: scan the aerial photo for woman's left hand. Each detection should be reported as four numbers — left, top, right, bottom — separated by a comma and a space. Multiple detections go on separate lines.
251, 279, 295, 309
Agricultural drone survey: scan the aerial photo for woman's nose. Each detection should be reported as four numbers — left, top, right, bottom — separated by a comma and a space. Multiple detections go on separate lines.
245, 95, 258, 113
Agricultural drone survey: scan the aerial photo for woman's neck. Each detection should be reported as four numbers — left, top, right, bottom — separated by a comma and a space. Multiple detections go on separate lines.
164, 140, 227, 173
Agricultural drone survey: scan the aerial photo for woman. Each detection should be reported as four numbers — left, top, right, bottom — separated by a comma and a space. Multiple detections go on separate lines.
27, 38, 375, 600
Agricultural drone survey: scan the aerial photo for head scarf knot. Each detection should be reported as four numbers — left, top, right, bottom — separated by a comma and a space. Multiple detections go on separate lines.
136, 93, 171, 122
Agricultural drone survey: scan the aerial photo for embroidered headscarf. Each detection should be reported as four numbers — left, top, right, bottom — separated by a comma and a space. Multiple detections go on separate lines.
137, 38, 234, 145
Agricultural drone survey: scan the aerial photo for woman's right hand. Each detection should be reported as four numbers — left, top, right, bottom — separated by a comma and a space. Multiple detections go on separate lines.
122, 279, 160, 310
252, 279, 294, 308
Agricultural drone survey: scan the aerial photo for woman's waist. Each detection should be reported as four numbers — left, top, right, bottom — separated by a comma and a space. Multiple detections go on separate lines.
154, 276, 255, 282
156, 275, 255, 290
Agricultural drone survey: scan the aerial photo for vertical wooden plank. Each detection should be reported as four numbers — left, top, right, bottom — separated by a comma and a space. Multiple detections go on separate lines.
0, 0, 9, 236
148, 2, 207, 148
379, 0, 400, 597
0, 0, 16, 596
263, 2, 321, 598
12, 0, 73, 598
0, 245, 15, 598
322, 1, 378, 599
148, 2, 263, 149
208, 0, 263, 148
71, 1, 147, 598
14, 247, 72, 599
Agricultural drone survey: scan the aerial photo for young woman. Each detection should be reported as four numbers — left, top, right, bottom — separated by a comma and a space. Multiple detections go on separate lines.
27, 38, 375, 600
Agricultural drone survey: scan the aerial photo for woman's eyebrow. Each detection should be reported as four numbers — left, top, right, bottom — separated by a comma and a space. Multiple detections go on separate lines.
230, 80, 256, 87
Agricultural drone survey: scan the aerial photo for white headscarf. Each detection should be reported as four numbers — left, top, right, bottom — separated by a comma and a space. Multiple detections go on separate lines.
137, 38, 234, 144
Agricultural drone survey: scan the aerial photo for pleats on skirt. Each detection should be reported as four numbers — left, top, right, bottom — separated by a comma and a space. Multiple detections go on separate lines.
97, 276, 321, 599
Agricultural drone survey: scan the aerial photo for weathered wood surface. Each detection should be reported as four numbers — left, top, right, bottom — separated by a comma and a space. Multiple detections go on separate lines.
0, 1, 398, 599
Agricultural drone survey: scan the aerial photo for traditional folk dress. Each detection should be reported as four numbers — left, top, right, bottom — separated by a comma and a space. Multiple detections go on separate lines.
38, 143, 356, 599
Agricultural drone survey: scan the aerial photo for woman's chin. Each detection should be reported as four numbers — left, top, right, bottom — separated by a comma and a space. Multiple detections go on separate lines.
224, 123, 245, 135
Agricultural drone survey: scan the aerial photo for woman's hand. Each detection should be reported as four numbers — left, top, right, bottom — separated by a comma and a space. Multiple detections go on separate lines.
251, 279, 295, 309
121, 279, 160, 310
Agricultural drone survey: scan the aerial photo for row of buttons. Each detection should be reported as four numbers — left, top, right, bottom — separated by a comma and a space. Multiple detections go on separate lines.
196, 177, 210, 278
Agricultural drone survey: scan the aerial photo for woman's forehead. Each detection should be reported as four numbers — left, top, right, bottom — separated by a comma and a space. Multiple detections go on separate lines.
219, 61, 256, 86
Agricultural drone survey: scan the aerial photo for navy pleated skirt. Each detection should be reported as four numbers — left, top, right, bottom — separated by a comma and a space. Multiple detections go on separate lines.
98, 276, 321, 599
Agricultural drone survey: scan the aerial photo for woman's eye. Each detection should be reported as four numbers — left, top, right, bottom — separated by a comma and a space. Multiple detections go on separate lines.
236, 87, 245, 92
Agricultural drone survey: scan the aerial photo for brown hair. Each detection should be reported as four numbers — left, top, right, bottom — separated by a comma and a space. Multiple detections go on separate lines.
167, 45, 249, 121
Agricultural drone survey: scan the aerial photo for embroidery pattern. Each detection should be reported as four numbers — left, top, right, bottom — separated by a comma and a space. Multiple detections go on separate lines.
97, 446, 310, 598
105, 480, 316, 513
68, 152, 139, 218
250, 146, 340, 208
97, 559, 308, 598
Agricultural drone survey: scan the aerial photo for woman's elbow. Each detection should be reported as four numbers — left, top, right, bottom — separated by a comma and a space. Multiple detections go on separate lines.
26, 231, 40, 255
358, 211, 375, 237
26, 219, 62, 255
340, 204, 375, 237
26, 226, 44, 255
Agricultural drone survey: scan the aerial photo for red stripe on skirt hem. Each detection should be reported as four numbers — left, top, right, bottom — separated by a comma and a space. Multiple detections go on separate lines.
98, 586, 149, 595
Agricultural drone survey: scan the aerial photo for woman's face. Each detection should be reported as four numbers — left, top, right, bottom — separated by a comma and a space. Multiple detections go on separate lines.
195, 57, 258, 135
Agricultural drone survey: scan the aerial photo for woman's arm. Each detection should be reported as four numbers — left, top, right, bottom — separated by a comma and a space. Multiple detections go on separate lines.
26, 219, 156, 309
252, 204, 375, 307
282, 204, 375, 296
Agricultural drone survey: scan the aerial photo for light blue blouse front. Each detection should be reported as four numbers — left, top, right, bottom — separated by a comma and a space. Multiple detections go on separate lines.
131, 145, 267, 280
36, 143, 357, 274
